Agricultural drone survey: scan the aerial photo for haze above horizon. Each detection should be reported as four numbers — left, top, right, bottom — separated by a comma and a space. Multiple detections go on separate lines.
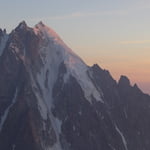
0, 0, 150, 94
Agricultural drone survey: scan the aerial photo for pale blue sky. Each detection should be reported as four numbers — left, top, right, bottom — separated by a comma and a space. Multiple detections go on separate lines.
0, 0, 150, 93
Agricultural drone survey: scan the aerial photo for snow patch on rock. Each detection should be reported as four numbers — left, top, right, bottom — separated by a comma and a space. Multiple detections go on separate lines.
0, 88, 18, 132
33, 22, 103, 104
115, 124, 128, 150
26, 22, 104, 149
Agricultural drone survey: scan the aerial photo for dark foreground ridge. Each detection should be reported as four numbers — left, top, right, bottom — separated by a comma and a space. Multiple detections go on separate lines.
0, 21, 150, 150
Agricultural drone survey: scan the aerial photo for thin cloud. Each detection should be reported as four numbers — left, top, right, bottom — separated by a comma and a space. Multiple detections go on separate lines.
120, 40, 150, 45
49, 10, 128, 20
29, 10, 128, 22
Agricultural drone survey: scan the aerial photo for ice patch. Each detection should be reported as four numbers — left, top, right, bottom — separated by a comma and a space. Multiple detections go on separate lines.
73, 125, 76, 131
109, 144, 116, 150
124, 109, 128, 119
115, 124, 128, 150
54, 117, 62, 134
0, 88, 18, 132
12, 144, 16, 150
78, 110, 82, 115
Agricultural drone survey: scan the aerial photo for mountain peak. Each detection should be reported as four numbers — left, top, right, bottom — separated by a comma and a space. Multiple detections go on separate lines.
0, 28, 7, 36
16, 21, 28, 29
118, 75, 130, 87
34, 21, 61, 41
36, 21, 45, 27
0, 20, 150, 150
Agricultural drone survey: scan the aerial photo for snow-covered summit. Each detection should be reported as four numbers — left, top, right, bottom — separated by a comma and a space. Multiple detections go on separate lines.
33, 21, 83, 62
31, 21, 103, 105
34, 21, 62, 43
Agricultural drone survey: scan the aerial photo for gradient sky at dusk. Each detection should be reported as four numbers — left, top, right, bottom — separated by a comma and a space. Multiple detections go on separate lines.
0, 0, 150, 94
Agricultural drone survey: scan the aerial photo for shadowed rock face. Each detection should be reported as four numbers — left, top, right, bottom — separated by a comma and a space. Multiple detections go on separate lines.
0, 21, 150, 150
0, 22, 57, 150
90, 64, 150, 150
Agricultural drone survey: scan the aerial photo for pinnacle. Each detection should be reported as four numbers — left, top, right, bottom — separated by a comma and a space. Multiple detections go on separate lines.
16, 21, 28, 30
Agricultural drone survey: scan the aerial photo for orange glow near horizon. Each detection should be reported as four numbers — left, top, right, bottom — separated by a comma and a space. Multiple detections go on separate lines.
81, 54, 150, 94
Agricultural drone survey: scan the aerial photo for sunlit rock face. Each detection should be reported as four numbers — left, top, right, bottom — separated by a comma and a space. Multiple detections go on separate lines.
0, 21, 150, 150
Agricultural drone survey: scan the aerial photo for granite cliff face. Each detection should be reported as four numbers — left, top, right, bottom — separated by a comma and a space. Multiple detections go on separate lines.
0, 21, 150, 150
